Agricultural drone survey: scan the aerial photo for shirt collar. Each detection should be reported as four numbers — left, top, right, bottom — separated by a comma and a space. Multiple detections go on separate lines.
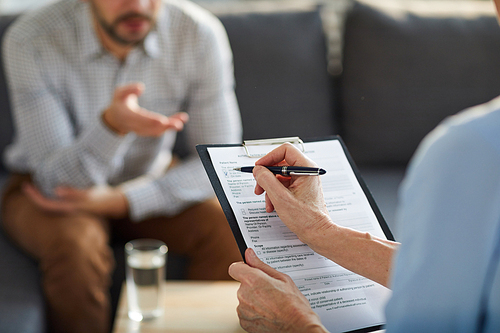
143, 30, 160, 59
77, 2, 162, 61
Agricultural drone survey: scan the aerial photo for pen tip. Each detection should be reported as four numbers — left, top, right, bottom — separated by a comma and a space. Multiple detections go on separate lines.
233, 167, 241, 171
319, 168, 326, 175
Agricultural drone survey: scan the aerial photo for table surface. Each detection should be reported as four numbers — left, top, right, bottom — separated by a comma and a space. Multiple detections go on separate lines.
112, 281, 246, 333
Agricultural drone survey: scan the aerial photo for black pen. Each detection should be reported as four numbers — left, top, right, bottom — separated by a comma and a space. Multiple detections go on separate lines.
234, 166, 326, 176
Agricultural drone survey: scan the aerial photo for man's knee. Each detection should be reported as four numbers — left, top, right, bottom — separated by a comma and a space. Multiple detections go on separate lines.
40, 214, 114, 285
56, 214, 108, 245
41, 219, 113, 333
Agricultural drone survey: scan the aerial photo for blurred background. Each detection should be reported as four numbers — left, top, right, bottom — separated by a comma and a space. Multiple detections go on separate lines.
0, 0, 491, 14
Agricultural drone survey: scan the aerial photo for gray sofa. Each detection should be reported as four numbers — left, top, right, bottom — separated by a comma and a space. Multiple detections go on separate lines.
2, 0, 500, 331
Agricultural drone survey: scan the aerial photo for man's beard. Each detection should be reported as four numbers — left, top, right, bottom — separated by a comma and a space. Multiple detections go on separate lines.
93, 9, 154, 46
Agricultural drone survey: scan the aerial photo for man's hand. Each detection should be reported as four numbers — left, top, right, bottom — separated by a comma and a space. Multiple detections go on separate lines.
23, 182, 129, 219
102, 82, 189, 137
229, 248, 328, 333
252, 143, 334, 246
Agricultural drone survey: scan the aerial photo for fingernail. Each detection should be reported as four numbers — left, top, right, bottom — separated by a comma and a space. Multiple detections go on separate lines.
247, 248, 256, 258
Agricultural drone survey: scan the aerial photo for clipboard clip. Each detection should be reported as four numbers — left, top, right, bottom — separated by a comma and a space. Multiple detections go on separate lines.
243, 137, 305, 158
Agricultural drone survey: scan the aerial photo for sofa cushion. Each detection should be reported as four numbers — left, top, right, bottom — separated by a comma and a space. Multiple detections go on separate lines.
208, 2, 336, 141
0, 225, 46, 333
358, 166, 406, 239
341, 0, 500, 165
0, 15, 17, 173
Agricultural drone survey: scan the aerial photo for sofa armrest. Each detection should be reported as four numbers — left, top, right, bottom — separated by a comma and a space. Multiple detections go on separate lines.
0, 225, 46, 333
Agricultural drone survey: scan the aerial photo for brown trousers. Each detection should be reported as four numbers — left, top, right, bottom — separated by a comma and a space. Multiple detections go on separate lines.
1, 175, 241, 333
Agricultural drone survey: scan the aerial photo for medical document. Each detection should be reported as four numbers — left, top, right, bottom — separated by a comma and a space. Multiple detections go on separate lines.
205, 139, 392, 333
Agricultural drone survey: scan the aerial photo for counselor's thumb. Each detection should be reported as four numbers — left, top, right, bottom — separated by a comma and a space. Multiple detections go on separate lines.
253, 165, 287, 195
253, 165, 290, 209
245, 248, 284, 279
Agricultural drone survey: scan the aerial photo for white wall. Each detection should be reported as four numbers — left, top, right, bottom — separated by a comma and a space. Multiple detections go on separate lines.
0, 0, 490, 14
0, 0, 55, 14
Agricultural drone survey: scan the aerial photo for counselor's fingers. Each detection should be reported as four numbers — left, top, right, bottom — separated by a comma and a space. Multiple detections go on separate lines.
255, 174, 291, 196
264, 192, 274, 213
253, 165, 294, 205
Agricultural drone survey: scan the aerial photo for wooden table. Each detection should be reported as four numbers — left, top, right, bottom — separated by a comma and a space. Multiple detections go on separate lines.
113, 281, 246, 333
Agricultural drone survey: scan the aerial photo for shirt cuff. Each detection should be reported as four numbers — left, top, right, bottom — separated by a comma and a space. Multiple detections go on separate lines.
121, 159, 216, 222
122, 179, 167, 222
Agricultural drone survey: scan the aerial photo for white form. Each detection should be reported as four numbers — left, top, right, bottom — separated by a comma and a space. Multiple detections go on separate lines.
207, 139, 391, 333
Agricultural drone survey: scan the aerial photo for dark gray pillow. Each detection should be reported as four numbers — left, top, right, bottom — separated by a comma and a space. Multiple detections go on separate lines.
215, 5, 336, 141
341, 0, 500, 165
0, 15, 17, 173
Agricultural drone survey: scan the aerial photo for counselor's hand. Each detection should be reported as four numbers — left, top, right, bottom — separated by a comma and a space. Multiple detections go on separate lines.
102, 82, 189, 137
229, 248, 328, 333
252, 143, 333, 247
254, 144, 398, 288
23, 182, 129, 219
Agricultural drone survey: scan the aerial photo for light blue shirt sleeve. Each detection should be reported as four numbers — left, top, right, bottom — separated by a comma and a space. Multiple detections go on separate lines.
385, 104, 500, 332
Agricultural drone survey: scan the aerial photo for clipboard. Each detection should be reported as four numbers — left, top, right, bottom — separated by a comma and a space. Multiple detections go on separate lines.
196, 135, 394, 333
197, 135, 394, 256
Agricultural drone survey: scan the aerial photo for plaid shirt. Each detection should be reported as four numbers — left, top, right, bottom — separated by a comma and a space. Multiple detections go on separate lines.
3, 0, 242, 221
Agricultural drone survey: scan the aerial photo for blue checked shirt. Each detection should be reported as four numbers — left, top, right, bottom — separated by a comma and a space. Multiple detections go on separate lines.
3, 0, 242, 221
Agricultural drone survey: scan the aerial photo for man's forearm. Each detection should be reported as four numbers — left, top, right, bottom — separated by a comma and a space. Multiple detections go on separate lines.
33, 119, 130, 196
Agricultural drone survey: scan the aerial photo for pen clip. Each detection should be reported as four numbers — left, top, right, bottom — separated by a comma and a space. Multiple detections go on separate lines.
289, 167, 320, 176
289, 171, 318, 176
243, 137, 305, 158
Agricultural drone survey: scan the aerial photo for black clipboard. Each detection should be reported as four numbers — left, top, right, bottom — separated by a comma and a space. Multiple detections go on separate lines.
197, 135, 394, 257
196, 135, 394, 333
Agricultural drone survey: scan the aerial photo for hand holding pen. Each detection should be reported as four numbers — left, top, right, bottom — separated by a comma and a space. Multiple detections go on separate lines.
248, 143, 331, 238
234, 166, 326, 176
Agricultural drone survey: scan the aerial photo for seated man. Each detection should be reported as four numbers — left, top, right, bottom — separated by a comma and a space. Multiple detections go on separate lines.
228, 2, 500, 329
0, 0, 242, 332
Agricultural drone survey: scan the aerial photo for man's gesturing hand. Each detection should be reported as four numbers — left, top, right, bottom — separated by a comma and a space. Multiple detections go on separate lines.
229, 248, 328, 333
102, 82, 189, 137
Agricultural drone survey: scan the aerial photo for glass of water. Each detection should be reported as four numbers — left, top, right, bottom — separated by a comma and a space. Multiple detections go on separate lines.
125, 239, 168, 321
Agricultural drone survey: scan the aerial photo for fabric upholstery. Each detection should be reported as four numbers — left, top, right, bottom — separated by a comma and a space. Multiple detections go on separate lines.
342, 0, 500, 165
0, 15, 16, 172
217, 6, 336, 141
0, 220, 46, 333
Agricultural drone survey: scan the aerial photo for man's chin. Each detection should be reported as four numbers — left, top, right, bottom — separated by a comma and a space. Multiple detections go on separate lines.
112, 31, 149, 46
121, 35, 147, 45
